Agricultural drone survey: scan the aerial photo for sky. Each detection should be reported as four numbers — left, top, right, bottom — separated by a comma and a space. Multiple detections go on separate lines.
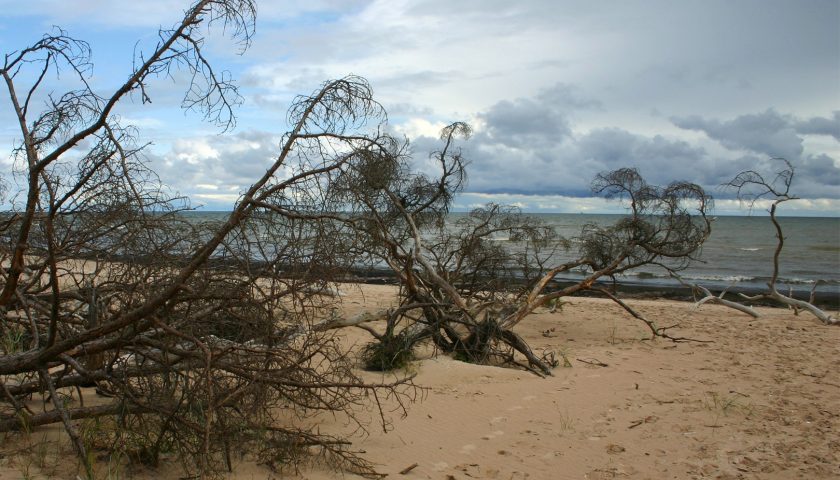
0, 0, 838, 215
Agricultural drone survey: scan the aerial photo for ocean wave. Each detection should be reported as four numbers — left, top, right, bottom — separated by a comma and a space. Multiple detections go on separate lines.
683, 274, 757, 283
772, 277, 839, 285
619, 272, 758, 283
739, 247, 761, 251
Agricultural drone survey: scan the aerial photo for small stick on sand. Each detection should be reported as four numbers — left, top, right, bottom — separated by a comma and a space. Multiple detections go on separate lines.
399, 463, 419, 475
577, 358, 609, 367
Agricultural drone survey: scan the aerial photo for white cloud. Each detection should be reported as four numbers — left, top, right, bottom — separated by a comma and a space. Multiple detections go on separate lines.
173, 139, 220, 165
193, 193, 241, 204
455, 192, 621, 214
392, 118, 447, 140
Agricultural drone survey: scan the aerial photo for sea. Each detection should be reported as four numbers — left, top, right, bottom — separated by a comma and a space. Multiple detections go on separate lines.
187, 212, 840, 298
492, 213, 840, 297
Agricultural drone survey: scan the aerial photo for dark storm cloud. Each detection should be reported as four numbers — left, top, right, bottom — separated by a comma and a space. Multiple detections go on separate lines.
797, 154, 840, 197
4, 0, 836, 213
458, 125, 713, 198
575, 129, 709, 183
426, 85, 712, 197
671, 110, 804, 160
476, 84, 599, 149
669, 109, 840, 198
438, 90, 840, 201
795, 112, 840, 142
477, 99, 571, 149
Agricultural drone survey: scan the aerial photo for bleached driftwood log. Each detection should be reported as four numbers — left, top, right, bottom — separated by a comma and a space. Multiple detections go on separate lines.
671, 274, 759, 318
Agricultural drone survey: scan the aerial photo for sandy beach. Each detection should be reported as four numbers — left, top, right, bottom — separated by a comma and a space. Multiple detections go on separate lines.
2, 283, 838, 479
282, 284, 840, 480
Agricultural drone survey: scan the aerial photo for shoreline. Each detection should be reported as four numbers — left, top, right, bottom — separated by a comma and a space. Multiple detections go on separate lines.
72, 252, 840, 308
344, 267, 840, 308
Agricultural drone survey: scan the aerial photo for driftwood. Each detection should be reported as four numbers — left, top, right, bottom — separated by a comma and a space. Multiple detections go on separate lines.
0, 3, 723, 476
671, 274, 760, 318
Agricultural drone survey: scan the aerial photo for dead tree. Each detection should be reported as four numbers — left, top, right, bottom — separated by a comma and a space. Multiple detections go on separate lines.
0, 3, 418, 478
498, 169, 713, 341
341, 126, 713, 376
724, 159, 837, 325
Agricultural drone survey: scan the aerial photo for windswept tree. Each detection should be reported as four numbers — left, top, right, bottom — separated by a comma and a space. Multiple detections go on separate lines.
722, 159, 837, 325
337, 136, 714, 375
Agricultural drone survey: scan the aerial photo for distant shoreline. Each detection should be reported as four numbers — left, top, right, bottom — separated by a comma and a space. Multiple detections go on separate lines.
343, 266, 840, 309
73, 248, 840, 309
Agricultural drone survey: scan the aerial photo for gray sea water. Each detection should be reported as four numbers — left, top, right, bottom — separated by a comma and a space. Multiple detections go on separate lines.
187, 212, 840, 295
503, 214, 840, 295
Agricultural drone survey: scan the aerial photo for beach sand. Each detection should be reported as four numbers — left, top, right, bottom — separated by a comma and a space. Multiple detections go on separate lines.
2, 283, 838, 479
293, 284, 840, 480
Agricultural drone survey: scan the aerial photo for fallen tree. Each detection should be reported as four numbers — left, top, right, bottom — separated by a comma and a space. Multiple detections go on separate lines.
671, 273, 760, 318
0, 2, 424, 478
338, 135, 715, 375
679, 159, 837, 324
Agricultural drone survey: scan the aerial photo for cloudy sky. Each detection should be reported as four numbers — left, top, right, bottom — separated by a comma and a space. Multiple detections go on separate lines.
1, 0, 838, 215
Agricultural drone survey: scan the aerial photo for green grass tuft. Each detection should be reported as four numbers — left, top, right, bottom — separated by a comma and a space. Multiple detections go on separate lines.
361, 331, 415, 371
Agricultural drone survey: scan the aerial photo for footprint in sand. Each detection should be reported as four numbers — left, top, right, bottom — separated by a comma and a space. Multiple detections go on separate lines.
490, 416, 507, 425
432, 461, 449, 471
461, 444, 477, 454
481, 430, 505, 440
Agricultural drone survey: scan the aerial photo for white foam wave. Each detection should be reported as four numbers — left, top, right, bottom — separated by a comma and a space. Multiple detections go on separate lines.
684, 274, 756, 283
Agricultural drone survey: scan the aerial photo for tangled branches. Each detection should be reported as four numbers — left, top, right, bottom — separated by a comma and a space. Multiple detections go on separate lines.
0, 3, 416, 477
341, 128, 713, 376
